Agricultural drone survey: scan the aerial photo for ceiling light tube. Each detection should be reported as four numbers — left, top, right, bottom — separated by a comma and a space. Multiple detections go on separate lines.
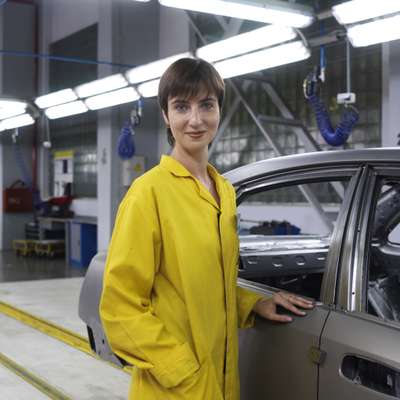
197, 25, 296, 63
35, 89, 77, 109
0, 100, 27, 120
126, 52, 192, 84
0, 107, 26, 120
332, 0, 400, 25
1, 114, 35, 130
347, 14, 400, 47
45, 101, 88, 120
137, 79, 160, 98
85, 87, 140, 110
159, 0, 313, 28
75, 74, 128, 98
214, 40, 310, 79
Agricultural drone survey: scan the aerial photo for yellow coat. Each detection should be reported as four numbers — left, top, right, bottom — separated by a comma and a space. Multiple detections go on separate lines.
100, 155, 264, 400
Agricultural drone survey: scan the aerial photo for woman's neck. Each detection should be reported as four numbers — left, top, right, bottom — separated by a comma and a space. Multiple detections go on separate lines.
170, 146, 209, 181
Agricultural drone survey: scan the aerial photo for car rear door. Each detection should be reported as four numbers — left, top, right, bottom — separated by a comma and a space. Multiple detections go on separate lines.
235, 165, 362, 400
319, 165, 400, 400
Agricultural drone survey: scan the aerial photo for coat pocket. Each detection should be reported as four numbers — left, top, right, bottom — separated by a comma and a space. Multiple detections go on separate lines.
174, 361, 224, 400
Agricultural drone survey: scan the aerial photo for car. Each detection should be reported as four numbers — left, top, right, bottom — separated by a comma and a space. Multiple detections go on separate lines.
79, 147, 400, 399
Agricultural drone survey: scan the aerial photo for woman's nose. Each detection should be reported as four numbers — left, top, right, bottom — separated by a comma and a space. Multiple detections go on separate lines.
188, 107, 202, 126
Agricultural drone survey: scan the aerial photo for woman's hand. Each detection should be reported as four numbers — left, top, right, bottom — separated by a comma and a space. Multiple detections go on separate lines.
253, 292, 314, 323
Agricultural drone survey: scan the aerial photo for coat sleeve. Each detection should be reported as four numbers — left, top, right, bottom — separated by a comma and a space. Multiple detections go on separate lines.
237, 286, 266, 329
99, 188, 200, 389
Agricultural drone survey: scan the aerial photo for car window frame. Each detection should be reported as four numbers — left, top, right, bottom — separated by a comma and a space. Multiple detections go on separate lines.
338, 165, 400, 328
234, 166, 363, 306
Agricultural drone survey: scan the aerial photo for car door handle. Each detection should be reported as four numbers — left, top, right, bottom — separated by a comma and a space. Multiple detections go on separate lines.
341, 355, 400, 397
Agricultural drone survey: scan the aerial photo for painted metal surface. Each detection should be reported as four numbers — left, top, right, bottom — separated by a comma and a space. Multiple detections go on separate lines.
319, 311, 400, 400
78, 148, 400, 399
225, 148, 400, 187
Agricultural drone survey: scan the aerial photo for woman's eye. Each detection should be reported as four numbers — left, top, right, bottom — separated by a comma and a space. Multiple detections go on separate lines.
201, 102, 214, 110
175, 104, 188, 112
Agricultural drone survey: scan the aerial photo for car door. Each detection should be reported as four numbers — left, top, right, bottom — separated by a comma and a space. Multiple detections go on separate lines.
319, 165, 400, 400
231, 164, 363, 400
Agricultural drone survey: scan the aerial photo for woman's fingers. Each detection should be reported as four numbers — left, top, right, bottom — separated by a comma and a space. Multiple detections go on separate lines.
274, 293, 308, 316
287, 294, 315, 309
266, 311, 293, 323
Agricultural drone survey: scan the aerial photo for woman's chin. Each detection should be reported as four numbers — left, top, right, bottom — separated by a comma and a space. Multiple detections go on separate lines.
182, 139, 210, 152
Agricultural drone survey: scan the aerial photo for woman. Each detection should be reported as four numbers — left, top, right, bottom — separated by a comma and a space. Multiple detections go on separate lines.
100, 58, 313, 400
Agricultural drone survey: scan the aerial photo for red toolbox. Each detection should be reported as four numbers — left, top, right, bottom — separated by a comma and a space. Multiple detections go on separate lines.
3, 180, 33, 213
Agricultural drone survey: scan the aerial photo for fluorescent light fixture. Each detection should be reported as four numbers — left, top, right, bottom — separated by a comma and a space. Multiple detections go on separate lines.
137, 79, 160, 98
0, 113, 35, 130
35, 89, 77, 109
347, 14, 400, 47
85, 87, 140, 110
0, 100, 27, 120
75, 74, 128, 98
197, 25, 296, 63
126, 52, 192, 84
214, 40, 310, 79
45, 101, 88, 120
332, 0, 400, 25
159, 0, 313, 28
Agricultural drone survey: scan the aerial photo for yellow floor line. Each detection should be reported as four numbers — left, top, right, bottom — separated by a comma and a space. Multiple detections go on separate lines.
0, 301, 132, 375
0, 352, 72, 400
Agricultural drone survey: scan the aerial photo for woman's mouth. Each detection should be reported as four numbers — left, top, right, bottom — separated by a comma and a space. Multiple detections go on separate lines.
186, 131, 206, 139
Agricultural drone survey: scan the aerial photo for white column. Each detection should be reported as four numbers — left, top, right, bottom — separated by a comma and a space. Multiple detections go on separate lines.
97, 1, 118, 252
381, 41, 400, 147
37, 0, 51, 199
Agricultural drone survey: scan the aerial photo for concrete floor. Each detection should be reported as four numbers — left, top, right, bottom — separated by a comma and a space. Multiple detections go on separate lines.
0, 250, 86, 283
0, 251, 131, 399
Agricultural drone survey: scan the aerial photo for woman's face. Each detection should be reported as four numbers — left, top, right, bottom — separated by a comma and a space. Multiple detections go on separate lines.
163, 89, 220, 154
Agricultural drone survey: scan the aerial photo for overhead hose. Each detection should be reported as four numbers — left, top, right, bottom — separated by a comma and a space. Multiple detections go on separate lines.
118, 122, 136, 160
304, 67, 359, 147
307, 94, 359, 147
117, 99, 142, 160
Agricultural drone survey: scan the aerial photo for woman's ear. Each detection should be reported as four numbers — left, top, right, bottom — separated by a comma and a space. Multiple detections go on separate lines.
162, 109, 169, 126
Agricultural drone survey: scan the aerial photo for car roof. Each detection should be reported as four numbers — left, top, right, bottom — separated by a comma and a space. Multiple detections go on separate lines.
224, 147, 400, 186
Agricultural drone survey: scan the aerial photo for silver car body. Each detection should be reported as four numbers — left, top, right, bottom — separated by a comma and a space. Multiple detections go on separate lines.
79, 148, 400, 399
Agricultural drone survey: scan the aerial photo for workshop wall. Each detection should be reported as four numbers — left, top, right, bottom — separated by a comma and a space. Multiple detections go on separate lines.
0, 1, 36, 250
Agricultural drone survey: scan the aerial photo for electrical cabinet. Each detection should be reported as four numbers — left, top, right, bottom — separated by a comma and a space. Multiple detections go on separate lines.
69, 221, 97, 268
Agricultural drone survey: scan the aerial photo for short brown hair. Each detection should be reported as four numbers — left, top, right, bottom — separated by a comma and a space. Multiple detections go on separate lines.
158, 58, 225, 146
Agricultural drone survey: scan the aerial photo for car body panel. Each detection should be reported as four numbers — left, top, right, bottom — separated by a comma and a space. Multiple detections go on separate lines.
238, 279, 330, 400
78, 252, 126, 367
224, 148, 400, 187
78, 148, 400, 399
319, 311, 400, 400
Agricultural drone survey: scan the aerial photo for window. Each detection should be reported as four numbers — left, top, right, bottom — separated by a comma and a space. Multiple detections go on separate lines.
237, 177, 351, 300
367, 179, 400, 322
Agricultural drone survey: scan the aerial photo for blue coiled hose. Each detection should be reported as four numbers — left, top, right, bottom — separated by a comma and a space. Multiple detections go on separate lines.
307, 94, 359, 146
118, 122, 136, 160
117, 100, 142, 160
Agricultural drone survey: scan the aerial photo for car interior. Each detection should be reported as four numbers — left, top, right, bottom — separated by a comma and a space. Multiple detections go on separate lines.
237, 177, 400, 318
368, 182, 400, 322
237, 179, 346, 301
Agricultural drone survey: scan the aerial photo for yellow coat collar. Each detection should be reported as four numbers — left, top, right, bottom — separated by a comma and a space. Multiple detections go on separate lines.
160, 155, 227, 211
160, 155, 225, 182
